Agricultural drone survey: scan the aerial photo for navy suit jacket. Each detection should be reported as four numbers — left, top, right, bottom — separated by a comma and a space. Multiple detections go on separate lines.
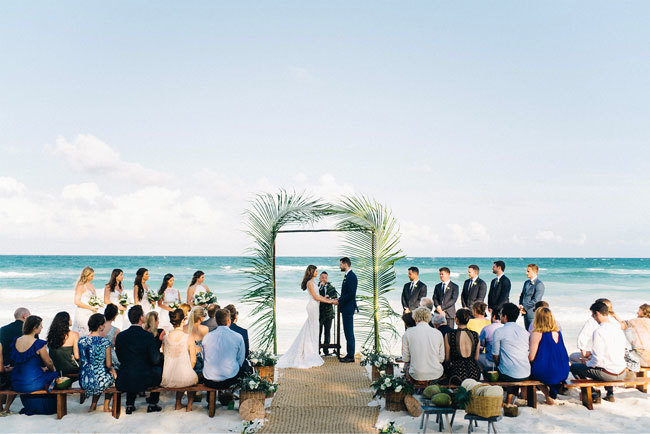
519, 279, 545, 311
401, 281, 427, 312
230, 323, 249, 359
0, 320, 23, 365
115, 325, 163, 393
433, 281, 459, 319
487, 275, 511, 312
339, 270, 358, 316
461, 278, 487, 309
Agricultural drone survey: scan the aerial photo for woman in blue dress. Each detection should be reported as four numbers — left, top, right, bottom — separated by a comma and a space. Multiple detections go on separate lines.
78, 313, 117, 412
11, 316, 59, 415
529, 307, 569, 404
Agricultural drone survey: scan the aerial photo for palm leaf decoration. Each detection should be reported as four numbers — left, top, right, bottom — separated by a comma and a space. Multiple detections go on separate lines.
242, 190, 329, 353
332, 196, 405, 352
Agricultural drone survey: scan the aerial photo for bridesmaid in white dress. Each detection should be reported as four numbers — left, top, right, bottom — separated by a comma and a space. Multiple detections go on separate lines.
161, 309, 198, 410
277, 265, 337, 369
73, 266, 98, 336
157, 273, 181, 332
133, 268, 151, 313
103, 269, 127, 330
186, 270, 212, 306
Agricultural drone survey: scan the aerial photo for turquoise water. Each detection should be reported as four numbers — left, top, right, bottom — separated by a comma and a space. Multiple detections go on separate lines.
1, 256, 649, 353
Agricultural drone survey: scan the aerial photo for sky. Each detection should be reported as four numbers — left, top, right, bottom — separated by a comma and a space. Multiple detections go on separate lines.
1, 1, 649, 257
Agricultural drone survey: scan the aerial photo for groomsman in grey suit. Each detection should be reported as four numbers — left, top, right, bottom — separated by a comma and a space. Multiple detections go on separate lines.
401, 267, 427, 313
461, 264, 487, 309
433, 267, 459, 329
519, 263, 545, 330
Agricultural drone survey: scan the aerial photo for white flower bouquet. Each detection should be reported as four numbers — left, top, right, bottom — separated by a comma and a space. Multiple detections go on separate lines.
169, 301, 181, 310
239, 373, 277, 394
194, 291, 217, 306
118, 293, 130, 314
249, 350, 278, 367
147, 289, 163, 310
370, 374, 414, 398
88, 295, 103, 309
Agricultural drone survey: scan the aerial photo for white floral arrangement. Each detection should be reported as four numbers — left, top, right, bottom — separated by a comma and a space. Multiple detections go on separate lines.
147, 289, 163, 309
370, 374, 414, 398
241, 419, 265, 434
169, 301, 181, 310
88, 295, 103, 308
118, 293, 130, 314
360, 350, 396, 369
194, 291, 217, 306
249, 350, 278, 367
240, 373, 277, 393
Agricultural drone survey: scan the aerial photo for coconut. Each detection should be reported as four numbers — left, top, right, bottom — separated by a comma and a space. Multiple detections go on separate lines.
431, 392, 452, 407
423, 384, 441, 399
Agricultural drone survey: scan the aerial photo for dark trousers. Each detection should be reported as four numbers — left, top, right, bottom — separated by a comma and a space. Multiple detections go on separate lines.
499, 372, 529, 396
342, 313, 355, 358
203, 362, 253, 389
124, 367, 162, 406
319, 317, 333, 353
570, 363, 626, 394
447, 316, 455, 329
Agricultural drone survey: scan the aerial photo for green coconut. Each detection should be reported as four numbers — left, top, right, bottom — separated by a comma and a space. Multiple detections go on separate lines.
54, 376, 72, 390
423, 384, 441, 399
431, 392, 452, 407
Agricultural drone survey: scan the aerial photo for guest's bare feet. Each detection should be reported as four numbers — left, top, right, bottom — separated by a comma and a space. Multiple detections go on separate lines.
545, 397, 556, 405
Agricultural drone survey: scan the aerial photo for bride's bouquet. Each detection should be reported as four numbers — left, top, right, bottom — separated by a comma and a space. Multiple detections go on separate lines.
118, 293, 130, 315
147, 289, 163, 311
194, 291, 217, 306
88, 295, 103, 310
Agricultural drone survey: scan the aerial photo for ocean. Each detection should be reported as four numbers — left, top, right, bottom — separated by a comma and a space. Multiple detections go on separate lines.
1, 256, 648, 354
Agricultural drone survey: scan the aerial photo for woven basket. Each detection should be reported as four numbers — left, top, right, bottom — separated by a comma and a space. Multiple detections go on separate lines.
256, 366, 275, 382
240, 390, 266, 405
465, 386, 502, 418
371, 364, 395, 382
385, 390, 407, 411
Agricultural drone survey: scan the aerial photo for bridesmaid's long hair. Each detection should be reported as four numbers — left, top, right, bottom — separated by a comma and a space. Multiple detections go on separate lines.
301, 265, 317, 291
158, 273, 174, 296
76, 266, 94, 288
188, 270, 204, 289
107, 269, 123, 293
135, 268, 148, 301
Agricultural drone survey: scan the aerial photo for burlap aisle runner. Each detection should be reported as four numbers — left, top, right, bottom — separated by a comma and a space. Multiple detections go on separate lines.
260, 357, 379, 433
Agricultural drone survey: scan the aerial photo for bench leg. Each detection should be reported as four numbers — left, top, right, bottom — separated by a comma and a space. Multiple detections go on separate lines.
637, 371, 649, 393
208, 391, 216, 417
580, 387, 594, 410
527, 386, 537, 408
56, 394, 66, 419
112, 392, 121, 419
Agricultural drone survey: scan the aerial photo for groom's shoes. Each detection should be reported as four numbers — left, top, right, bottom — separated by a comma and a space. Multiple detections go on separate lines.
147, 404, 162, 413
125, 405, 136, 415
340, 355, 355, 363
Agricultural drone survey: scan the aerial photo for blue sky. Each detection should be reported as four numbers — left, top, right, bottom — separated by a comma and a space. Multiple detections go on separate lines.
1, 1, 649, 256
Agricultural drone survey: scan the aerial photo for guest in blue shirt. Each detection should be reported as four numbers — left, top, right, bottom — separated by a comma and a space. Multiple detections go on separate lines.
224, 304, 249, 359
201, 309, 252, 389
492, 303, 530, 401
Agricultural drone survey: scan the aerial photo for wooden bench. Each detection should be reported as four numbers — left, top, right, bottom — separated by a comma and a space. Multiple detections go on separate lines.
636, 367, 650, 393
565, 378, 650, 410
0, 387, 84, 419
108, 384, 233, 419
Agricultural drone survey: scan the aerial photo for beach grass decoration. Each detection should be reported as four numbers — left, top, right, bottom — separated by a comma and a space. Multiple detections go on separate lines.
242, 190, 404, 354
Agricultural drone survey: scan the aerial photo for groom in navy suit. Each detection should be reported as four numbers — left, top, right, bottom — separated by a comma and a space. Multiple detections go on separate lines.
336, 257, 358, 363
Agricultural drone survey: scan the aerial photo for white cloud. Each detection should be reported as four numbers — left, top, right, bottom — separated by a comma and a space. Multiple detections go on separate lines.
61, 183, 103, 204
536, 230, 563, 242
448, 222, 490, 244
46, 134, 167, 185
0, 177, 26, 196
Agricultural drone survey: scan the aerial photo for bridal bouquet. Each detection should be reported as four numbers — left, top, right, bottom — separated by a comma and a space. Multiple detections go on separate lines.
147, 289, 163, 310
118, 293, 130, 314
239, 373, 277, 395
370, 374, 414, 399
249, 350, 278, 367
88, 295, 103, 309
360, 349, 396, 369
169, 301, 181, 310
194, 291, 217, 306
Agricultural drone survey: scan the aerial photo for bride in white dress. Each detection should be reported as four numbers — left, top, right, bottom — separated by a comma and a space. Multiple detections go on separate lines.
277, 265, 338, 369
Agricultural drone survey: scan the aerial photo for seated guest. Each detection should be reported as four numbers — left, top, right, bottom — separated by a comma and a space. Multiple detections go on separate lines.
527, 301, 549, 332
180, 303, 192, 317
570, 301, 627, 402
402, 312, 416, 329
529, 307, 569, 405
432, 313, 453, 336
615, 303, 650, 368
225, 304, 249, 359
492, 303, 530, 400
0, 343, 17, 413
478, 311, 504, 372
569, 298, 612, 364
185, 307, 209, 377
468, 302, 491, 335
1, 307, 30, 366
402, 307, 445, 383
143, 311, 165, 352
444, 308, 481, 384
419, 297, 435, 311
162, 309, 198, 410
115, 305, 163, 414
202, 309, 251, 388
46, 311, 80, 376
78, 313, 116, 412
11, 316, 59, 415
201, 304, 220, 332
101, 304, 121, 369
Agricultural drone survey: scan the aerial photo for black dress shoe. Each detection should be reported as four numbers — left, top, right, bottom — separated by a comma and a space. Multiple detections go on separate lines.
125, 405, 136, 415
340, 357, 354, 363
147, 404, 162, 413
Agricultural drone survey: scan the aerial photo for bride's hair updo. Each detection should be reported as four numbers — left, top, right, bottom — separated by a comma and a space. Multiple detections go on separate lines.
301, 265, 317, 291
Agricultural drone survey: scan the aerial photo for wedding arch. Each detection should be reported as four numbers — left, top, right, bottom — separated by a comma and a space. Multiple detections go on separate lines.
241, 190, 405, 354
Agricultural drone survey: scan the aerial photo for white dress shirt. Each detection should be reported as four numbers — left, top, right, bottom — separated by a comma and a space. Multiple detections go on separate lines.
402, 322, 445, 381
576, 317, 599, 352
587, 321, 626, 374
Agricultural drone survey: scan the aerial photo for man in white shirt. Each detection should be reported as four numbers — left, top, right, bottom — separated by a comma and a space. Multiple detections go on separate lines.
570, 301, 627, 402
402, 307, 445, 382
569, 298, 613, 364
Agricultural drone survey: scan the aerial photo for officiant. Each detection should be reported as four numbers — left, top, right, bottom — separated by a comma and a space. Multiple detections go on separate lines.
318, 271, 338, 356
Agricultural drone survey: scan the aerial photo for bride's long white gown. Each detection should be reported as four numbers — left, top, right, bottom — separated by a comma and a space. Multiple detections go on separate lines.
276, 280, 324, 369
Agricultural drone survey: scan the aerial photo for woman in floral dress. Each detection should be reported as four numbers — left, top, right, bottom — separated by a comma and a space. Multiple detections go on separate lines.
78, 313, 117, 412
